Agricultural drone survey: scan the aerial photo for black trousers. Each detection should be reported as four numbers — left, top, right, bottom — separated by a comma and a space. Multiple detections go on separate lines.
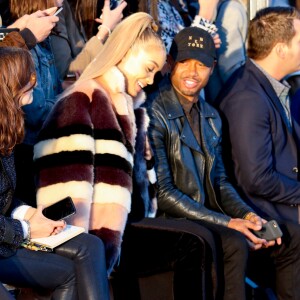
115, 218, 246, 300
116, 218, 300, 300
248, 221, 300, 300
0, 233, 110, 300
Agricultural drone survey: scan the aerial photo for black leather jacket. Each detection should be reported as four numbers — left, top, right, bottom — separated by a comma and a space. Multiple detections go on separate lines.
147, 77, 254, 226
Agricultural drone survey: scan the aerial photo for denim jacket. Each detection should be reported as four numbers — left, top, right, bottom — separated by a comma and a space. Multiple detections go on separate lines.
23, 37, 62, 145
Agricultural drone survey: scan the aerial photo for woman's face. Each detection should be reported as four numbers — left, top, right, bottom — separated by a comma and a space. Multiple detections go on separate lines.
117, 45, 166, 97
20, 86, 33, 106
19, 73, 36, 106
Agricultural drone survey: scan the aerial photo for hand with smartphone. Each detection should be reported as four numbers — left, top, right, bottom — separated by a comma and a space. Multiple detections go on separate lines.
25, 205, 66, 239
96, 0, 127, 33
228, 215, 282, 250
43, 197, 76, 221
252, 220, 283, 241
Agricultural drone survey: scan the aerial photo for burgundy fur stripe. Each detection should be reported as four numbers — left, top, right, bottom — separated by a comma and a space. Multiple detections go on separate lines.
39, 92, 92, 140
37, 164, 93, 188
91, 90, 123, 132
96, 166, 132, 192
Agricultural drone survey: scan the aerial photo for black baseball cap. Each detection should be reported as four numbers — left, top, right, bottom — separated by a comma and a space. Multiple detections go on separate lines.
169, 26, 216, 67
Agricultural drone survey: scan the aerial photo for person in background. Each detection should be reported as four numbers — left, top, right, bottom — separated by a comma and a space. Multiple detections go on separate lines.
7, 1, 63, 207
0, 46, 109, 300
0, 8, 59, 50
199, 0, 248, 103
63, 0, 128, 79
50, 0, 127, 81
138, 0, 221, 53
218, 7, 300, 298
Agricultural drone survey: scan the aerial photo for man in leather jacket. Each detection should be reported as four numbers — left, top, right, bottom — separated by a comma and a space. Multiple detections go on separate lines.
146, 26, 300, 299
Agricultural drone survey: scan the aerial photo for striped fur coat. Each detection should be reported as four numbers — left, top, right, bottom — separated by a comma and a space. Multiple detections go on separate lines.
34, 66, 156, 272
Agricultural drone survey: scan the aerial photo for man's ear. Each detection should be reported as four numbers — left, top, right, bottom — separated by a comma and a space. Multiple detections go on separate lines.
210, 60, 217, 75
275, 42, 287, 59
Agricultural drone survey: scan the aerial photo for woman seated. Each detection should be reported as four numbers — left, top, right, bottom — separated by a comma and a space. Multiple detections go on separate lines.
0, 47, 109, 300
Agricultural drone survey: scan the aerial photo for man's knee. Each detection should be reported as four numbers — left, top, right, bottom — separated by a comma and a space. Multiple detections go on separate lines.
225, 230, 248, 264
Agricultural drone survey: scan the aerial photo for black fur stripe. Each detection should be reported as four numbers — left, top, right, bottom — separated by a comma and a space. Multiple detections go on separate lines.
94, 129, 134, 154
35, 150, 94, 171
39, 124, 93, 141
95, 153, 132, 176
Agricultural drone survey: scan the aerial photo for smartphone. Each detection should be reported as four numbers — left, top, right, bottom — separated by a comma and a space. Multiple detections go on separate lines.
53, 7, 63, 16
110, 0, 123, 9
0, 28, 20, 42
43, 197, 76, 221
252, 220, 283, 241
99, 0, 123, 18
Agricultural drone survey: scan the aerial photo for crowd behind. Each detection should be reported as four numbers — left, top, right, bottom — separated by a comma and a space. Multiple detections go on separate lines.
1, 0, 300, 299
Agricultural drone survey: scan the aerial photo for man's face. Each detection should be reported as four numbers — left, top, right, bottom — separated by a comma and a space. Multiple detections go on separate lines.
286, 19, 300, 73
170, 58, 212, 102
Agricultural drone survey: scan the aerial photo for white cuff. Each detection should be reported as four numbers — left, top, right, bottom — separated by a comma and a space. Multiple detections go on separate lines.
11, 205, 31, 220
20, 220, 29, 239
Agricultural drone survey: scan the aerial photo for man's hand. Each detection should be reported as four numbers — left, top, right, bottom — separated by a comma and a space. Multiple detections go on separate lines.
228, 217, 281, 250
25, 8, 59, 43
9, 8, 59, 43
213, 33, 221, 49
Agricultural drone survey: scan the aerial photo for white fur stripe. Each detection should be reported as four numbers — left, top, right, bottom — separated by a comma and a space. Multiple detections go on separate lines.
34, 134, 95, 160
36, 181, 93, 207
94, 183, 131, 213
95, 139, 133, 166
147, 168, 157, 184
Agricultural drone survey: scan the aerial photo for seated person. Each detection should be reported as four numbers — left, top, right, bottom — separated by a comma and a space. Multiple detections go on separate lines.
146, 26, 300, 299
0, 46, 109, 300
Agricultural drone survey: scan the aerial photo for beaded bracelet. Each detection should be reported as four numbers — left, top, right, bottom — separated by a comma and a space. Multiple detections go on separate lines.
244, 212, 257, 221
98, 24, 111, 37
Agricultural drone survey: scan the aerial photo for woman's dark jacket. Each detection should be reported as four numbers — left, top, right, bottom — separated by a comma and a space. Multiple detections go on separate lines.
0, 153, 24, 257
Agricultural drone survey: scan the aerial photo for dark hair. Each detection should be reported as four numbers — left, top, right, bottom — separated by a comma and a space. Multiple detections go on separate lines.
0, 47, 36, 155
247, 6, 300, 60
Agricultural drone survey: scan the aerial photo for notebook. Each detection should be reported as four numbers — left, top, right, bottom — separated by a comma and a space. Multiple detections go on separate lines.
22, 225, 85, 252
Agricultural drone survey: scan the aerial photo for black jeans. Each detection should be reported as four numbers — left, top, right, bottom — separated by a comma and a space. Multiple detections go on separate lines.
0, 233, 110, 300
193, 220, 249, 300
116, 218, 238, 300
248, 221, 300, 300
117, 218, 249, 300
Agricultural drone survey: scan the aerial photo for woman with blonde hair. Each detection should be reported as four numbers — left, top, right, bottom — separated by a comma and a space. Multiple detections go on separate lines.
34, 12, 166, 274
